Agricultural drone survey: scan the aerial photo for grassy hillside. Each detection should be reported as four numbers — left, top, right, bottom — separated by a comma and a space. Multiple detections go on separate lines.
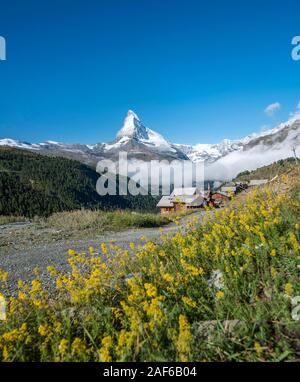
0, 147, 158, 217
234, 157, 298, 182
0, 166, 299, 361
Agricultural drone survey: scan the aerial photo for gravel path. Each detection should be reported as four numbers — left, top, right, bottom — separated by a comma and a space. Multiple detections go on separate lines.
0, 212, 205, 294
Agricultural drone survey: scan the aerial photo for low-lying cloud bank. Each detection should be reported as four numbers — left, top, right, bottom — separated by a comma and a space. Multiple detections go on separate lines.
205, 122, 299, 180
102, 115, 300, 189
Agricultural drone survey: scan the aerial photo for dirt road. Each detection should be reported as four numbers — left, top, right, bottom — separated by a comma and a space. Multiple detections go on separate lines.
0, 212, 205, 294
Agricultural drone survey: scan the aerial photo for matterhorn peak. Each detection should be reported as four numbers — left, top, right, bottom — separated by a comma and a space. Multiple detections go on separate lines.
116, 110, 149, 140
126, 109, 140, 121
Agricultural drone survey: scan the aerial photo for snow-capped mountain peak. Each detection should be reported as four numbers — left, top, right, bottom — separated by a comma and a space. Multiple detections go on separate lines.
116, 110, 149, 140
113, 110, 176, 153
127, 109, 140, 120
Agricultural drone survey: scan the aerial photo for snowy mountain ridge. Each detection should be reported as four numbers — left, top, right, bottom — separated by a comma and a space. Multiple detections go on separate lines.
175, 116, 298, 163
0, 110, 299, 179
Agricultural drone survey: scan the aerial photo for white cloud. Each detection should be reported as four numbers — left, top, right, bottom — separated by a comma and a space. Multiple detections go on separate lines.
264, 102, 281, 116
205, 124, 299, 180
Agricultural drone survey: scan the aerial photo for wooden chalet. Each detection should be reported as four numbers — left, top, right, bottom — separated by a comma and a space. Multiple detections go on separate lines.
157, 187, 206, 214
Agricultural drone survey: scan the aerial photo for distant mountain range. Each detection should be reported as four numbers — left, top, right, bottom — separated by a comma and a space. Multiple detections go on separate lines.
1, 110, 299, 180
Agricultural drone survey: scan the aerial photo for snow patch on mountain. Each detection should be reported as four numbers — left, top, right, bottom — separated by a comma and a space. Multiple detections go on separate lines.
104, 136, 130, 151
0, 138, 40, 150
176, 140, 245, 163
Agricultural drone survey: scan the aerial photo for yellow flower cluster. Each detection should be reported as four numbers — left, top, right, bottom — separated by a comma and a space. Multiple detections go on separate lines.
177, 315, 192, 361
0, 169, 299, 361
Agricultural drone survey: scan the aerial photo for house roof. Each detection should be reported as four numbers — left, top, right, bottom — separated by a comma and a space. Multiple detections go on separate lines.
249, 179, 269, 186
170, 187, 202, 197
221, 185, 237, 191
172, 194, 205, 207
187, 195, 205, 207
157, 193, 205, 208
212, 191, 230, 198
223, 182, 236, 187
157, 196, 174, 208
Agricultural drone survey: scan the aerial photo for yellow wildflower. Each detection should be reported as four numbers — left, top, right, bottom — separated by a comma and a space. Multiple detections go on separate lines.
47, 266, 58, 277
289, 232, 300, 251
18, 291, 27, 301
2, 346, 9, 361
71, 337, 86, 356
144, 283, 157, 298
254, 341, 263, 357
284, 283, 293, 296
99, 336, 112, 362
0, 268, 8, 283
216, 291, 225, 300
38, 324, 49, 337
182, 296, 196, 308
163, 273, 174, 282
180, 259, 205, 276
177, 315, 191, 361
101, 243, 108, 255
271, 267, 278, 277
143, 242, 156, 252
58, 339, 68, 355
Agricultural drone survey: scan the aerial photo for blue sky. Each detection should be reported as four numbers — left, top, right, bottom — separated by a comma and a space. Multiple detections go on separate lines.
0, 0, 300, 145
